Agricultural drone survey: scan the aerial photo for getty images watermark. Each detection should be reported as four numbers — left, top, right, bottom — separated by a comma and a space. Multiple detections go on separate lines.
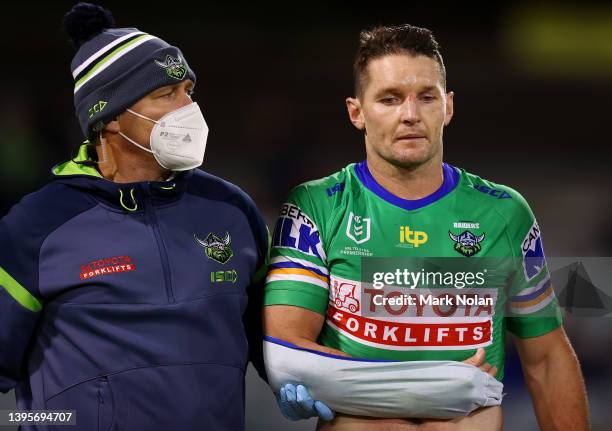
321, 257, 612, 349
348, 257, 612, 318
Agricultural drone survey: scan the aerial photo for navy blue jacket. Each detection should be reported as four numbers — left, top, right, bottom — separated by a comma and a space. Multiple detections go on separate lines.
0, 144, 268, 430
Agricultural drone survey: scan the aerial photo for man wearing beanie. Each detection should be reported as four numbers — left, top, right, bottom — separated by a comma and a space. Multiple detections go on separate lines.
0, 3, 268, 430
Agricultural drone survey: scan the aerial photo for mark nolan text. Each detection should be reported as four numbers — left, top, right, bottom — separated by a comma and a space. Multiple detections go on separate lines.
373, 293, 493, 307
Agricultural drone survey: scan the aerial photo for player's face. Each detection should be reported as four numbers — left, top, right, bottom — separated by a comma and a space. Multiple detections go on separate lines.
116, 79, 194, 149
346, 54, 453, 169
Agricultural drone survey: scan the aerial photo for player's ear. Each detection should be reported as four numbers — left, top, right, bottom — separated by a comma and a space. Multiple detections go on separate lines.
346, 97, 365, 131
444, 91, 454, 126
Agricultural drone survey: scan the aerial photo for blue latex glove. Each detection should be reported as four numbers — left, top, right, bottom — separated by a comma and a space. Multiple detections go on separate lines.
276, 383, 335, 421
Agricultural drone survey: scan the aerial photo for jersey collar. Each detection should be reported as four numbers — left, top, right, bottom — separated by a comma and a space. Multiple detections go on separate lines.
353, 160, 460, 210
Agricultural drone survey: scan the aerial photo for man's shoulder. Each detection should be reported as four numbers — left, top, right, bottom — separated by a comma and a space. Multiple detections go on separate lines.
286, 164, 356, 205
187, 169, 265, 231
456, 166, 534, 219
188, 169, 256, 207
1, 181, 97, 241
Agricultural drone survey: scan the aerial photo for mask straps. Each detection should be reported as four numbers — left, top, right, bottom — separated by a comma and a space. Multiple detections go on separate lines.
118, 109, 159, 155
126, 108, 158, 124
118, 131, 155, 155
97, 132, 108, 164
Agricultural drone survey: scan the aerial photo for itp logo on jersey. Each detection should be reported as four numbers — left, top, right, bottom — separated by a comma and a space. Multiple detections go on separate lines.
399, 226, 428, 247
522, 221, 546, 281
272, 203, 326, 260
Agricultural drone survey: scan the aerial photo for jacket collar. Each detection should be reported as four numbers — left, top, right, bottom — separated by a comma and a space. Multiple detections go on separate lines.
51, 142, 191, 212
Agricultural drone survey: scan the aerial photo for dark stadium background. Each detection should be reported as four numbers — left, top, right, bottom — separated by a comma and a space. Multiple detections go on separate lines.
1, 1, 610, 429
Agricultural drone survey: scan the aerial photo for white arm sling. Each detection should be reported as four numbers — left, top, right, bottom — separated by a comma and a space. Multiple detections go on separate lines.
264, 336, 503, 419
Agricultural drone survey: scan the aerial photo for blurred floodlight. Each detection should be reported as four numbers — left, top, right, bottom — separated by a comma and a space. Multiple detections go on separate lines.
503, 4, 612, 79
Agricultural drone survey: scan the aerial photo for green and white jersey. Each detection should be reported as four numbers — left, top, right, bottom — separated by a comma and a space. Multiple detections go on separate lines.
264, 161, 562, 379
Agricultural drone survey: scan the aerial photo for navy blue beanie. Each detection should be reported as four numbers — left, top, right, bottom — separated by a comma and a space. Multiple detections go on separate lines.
65, 3, 196, 139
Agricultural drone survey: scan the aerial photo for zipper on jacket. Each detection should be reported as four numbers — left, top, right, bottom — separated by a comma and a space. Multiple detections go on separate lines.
143, 183, 175, 303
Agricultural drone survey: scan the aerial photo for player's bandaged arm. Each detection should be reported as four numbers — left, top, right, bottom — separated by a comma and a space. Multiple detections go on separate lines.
263, 336, 503, 419
263, 305, 503, 419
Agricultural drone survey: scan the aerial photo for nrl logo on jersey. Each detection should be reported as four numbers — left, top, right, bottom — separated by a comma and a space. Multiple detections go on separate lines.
155, 55, 187, 80
346, 212, 371, 244
449, 230, 485, 257
194, 232, 234, 264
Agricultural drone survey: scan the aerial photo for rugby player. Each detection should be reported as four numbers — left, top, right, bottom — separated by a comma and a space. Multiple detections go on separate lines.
263, 24, 589, 431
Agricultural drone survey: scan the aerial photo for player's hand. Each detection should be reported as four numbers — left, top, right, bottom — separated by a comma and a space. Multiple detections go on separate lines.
462, 347, 498, 376
276, 383, 335, 421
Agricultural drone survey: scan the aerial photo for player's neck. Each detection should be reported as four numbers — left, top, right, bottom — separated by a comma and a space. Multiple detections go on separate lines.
95, 135, 171, 183
366, 156, 444, 201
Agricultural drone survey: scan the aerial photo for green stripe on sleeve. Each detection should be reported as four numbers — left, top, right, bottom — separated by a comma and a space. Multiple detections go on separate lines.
506, 314, 563, 338
264, 280, 329, 315
0, 266, 42, 312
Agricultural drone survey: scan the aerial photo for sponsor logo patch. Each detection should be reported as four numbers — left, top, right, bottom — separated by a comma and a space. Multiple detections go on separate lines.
210, 269, 238, 284
326, 276, 496, 350
328, 308, 492, 349
272, 203, 325, 260
522, 221, 546, 281
331, 280, 360, 313
80, 255, 135, 280
473, 184, 512, 199
326, 182, 345, 197
398, 225, 428, 248
88, 100, 107, 118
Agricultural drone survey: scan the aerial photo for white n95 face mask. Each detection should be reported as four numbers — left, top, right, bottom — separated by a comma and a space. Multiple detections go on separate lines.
119, 102, 209, 171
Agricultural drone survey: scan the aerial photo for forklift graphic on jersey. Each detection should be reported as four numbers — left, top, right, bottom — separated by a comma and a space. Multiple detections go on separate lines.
331, 280, 360, 313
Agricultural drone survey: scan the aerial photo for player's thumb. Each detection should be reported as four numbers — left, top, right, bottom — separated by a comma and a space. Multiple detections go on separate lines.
314, 400, 335, 421
462, 347, 485, 367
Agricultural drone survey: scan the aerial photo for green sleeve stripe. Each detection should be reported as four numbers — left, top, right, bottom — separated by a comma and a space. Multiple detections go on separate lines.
264, 281, 328, 315
0, 266, 42, 312
506, 314, 562, 338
